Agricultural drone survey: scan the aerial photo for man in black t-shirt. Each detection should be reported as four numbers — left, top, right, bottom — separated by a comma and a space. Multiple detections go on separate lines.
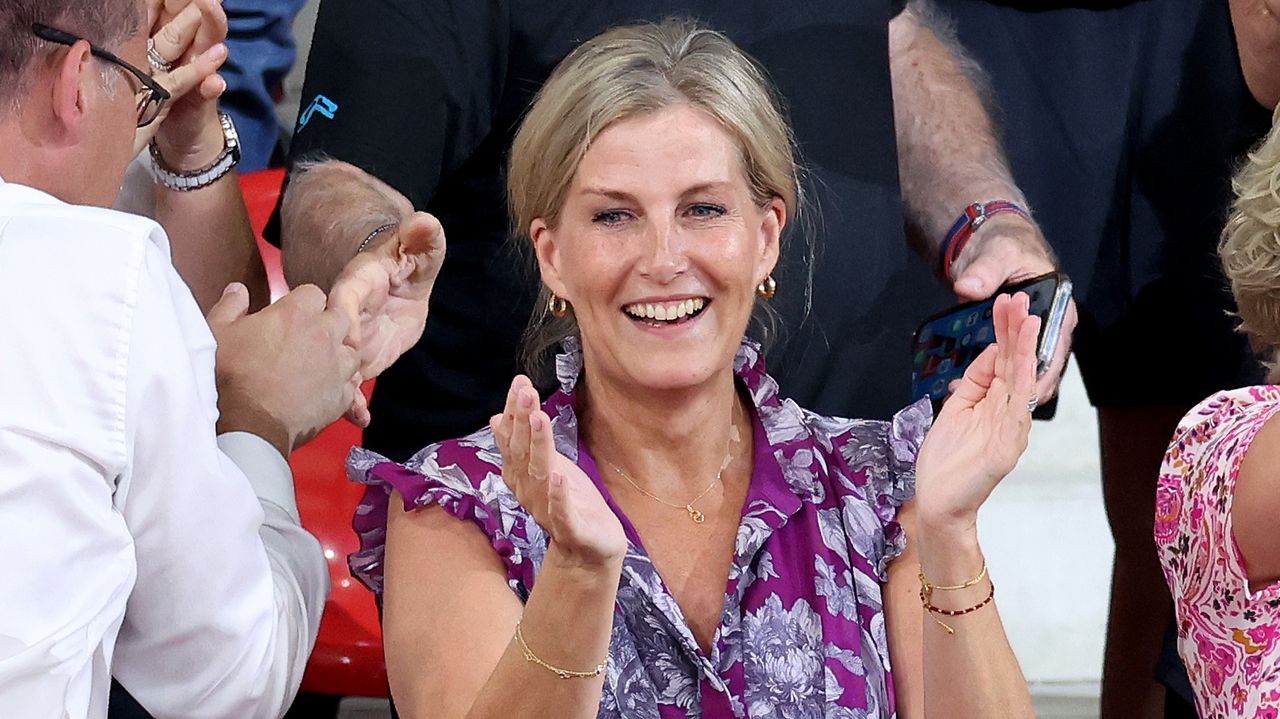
938, 1, 1277, 717
271, 0, 1070, 469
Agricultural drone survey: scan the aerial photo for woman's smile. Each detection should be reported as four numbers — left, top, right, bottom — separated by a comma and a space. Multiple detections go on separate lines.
621, 296, 710, 329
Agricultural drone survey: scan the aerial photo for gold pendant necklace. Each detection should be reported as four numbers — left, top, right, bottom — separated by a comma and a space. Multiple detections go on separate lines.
602, 425, 739, 525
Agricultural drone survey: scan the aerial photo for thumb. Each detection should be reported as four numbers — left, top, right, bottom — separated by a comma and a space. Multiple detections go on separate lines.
547, 471, 574, 534
397, 212, 446, 260
326, 279, 365, 350
952, 255, 1005, 301
206, 282, 250, 329
342, 378, 371, 428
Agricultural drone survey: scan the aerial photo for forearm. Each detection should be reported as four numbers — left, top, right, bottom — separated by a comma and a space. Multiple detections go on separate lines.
889, 3, 1027, 255
1232, 0, 1280, 108
158, 174, 270, 313
463, 546, 620, 719
279, 159, 413, 292
915, 519, 1032, 718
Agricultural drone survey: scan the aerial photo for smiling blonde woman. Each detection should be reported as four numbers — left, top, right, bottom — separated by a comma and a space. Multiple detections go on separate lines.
349, 19, 1041, 719
1157, 104, 1280, 717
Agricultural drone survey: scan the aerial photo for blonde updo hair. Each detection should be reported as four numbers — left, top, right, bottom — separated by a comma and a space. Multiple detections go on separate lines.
1220, 105, 1280, 373
507, 18, 806, 375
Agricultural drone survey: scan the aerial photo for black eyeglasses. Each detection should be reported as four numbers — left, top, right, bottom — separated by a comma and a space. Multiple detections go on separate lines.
31, 23, 170, 128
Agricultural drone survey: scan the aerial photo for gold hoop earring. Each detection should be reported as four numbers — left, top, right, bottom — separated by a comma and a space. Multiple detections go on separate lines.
548, 293, 570, 319
756, 275, 777, 301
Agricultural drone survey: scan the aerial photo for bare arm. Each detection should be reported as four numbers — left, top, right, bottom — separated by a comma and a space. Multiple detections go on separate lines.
889, 3, 1075, 403
134, 0, 270, 312
886, 501, 1031, 719
383, 378, 628, 718
909, 520, 1032, 717
886, 294, 1041, 718
884, 502, 925, 717
383, 502, 619, 719
889, 3, 1034, 256
156, 162, 269, 313
1231, 412, 1280, 589
1232, 0, 1280, 109
279, 159, 414, 292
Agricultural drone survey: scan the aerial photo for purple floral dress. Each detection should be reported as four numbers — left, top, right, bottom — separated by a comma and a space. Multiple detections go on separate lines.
349, 340, 932, 718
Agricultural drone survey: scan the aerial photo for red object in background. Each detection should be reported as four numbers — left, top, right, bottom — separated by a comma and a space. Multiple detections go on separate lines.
239, 169, 388, 698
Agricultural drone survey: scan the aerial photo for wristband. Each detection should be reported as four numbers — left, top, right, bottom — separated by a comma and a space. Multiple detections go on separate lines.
939, 200, 1030, 281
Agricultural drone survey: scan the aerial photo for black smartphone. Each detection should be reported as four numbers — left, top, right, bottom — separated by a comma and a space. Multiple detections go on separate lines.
910, 272, 1073, 404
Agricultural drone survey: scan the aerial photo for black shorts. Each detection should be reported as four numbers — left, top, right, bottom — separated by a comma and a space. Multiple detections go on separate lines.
943, 0, 1272, 407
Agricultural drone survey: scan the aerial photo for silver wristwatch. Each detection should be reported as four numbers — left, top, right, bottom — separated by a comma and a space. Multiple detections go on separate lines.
149, 112, 241, 192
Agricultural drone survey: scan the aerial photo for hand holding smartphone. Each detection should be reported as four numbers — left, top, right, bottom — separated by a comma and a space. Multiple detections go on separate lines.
910, 272, 1073, 405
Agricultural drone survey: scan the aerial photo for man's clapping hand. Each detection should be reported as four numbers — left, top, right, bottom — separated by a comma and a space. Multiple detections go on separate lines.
208, 283, 361, 456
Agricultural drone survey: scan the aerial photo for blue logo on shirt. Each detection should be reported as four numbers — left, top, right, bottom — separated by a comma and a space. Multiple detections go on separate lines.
298, 95, 339, 129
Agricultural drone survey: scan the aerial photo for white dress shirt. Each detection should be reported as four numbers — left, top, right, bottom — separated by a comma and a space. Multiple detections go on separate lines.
0, 177, 329, 719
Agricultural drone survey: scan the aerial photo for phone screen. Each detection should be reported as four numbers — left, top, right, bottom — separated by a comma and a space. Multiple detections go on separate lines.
910, 276, 1063, 403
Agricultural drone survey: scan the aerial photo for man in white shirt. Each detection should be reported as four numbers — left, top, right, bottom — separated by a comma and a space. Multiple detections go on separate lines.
0, 1, 445, 717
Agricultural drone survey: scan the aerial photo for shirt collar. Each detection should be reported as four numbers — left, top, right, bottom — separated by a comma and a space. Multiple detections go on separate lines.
547, 337, 809, 667
0, 174, 73, 207
548, 335, 809, 553
554, 335, 781, 406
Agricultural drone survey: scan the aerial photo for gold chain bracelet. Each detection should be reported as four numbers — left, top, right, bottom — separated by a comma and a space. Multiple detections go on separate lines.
514, 622, 607, 680
918, 561, 987, 593
918, 561, 993, 635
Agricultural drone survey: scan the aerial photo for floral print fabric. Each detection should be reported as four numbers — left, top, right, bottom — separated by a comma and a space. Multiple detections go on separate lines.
349, 339, 932, 718
1156, 386, 1280, 717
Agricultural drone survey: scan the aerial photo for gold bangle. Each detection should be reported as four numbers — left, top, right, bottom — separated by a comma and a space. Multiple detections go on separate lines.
918, 561, 987, 593
513, 622, 607, 680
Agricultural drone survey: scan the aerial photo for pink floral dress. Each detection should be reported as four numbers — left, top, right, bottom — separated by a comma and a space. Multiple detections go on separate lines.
1156, 386, 1280, 717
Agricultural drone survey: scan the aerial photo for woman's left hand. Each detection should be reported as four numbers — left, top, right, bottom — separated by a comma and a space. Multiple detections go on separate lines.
914, 292, 1041, 528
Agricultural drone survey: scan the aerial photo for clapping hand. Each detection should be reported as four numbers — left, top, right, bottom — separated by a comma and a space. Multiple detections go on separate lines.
136, 0, 230, 160
328, 213, 447, 390
207, 284, 362, 456
914, 293, 1040, 527
490, 376, 627, 570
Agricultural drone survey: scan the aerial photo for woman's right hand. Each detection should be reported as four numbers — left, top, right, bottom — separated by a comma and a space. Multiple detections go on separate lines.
491, 376, 628, 570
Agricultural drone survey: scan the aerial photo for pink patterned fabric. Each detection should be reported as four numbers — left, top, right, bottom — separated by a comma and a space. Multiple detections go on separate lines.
1156, 386, 1280, 717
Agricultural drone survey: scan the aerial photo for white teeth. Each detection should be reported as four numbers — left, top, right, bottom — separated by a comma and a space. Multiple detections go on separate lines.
624, 298, 708, 322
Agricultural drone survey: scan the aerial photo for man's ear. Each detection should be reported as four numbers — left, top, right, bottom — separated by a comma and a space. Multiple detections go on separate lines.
531, 218, 570, 299
47, 41, 95, 143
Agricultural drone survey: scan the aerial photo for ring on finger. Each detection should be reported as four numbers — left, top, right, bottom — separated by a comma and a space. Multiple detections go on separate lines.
1026, 394, 1039, 414
147, 39, 174, 73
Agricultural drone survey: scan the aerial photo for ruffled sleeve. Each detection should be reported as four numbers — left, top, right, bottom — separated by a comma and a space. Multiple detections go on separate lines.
880, 398, 933, 560
1158, 387, 1280, 594
347, 428, 545, 598
824, 397, 934, 578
